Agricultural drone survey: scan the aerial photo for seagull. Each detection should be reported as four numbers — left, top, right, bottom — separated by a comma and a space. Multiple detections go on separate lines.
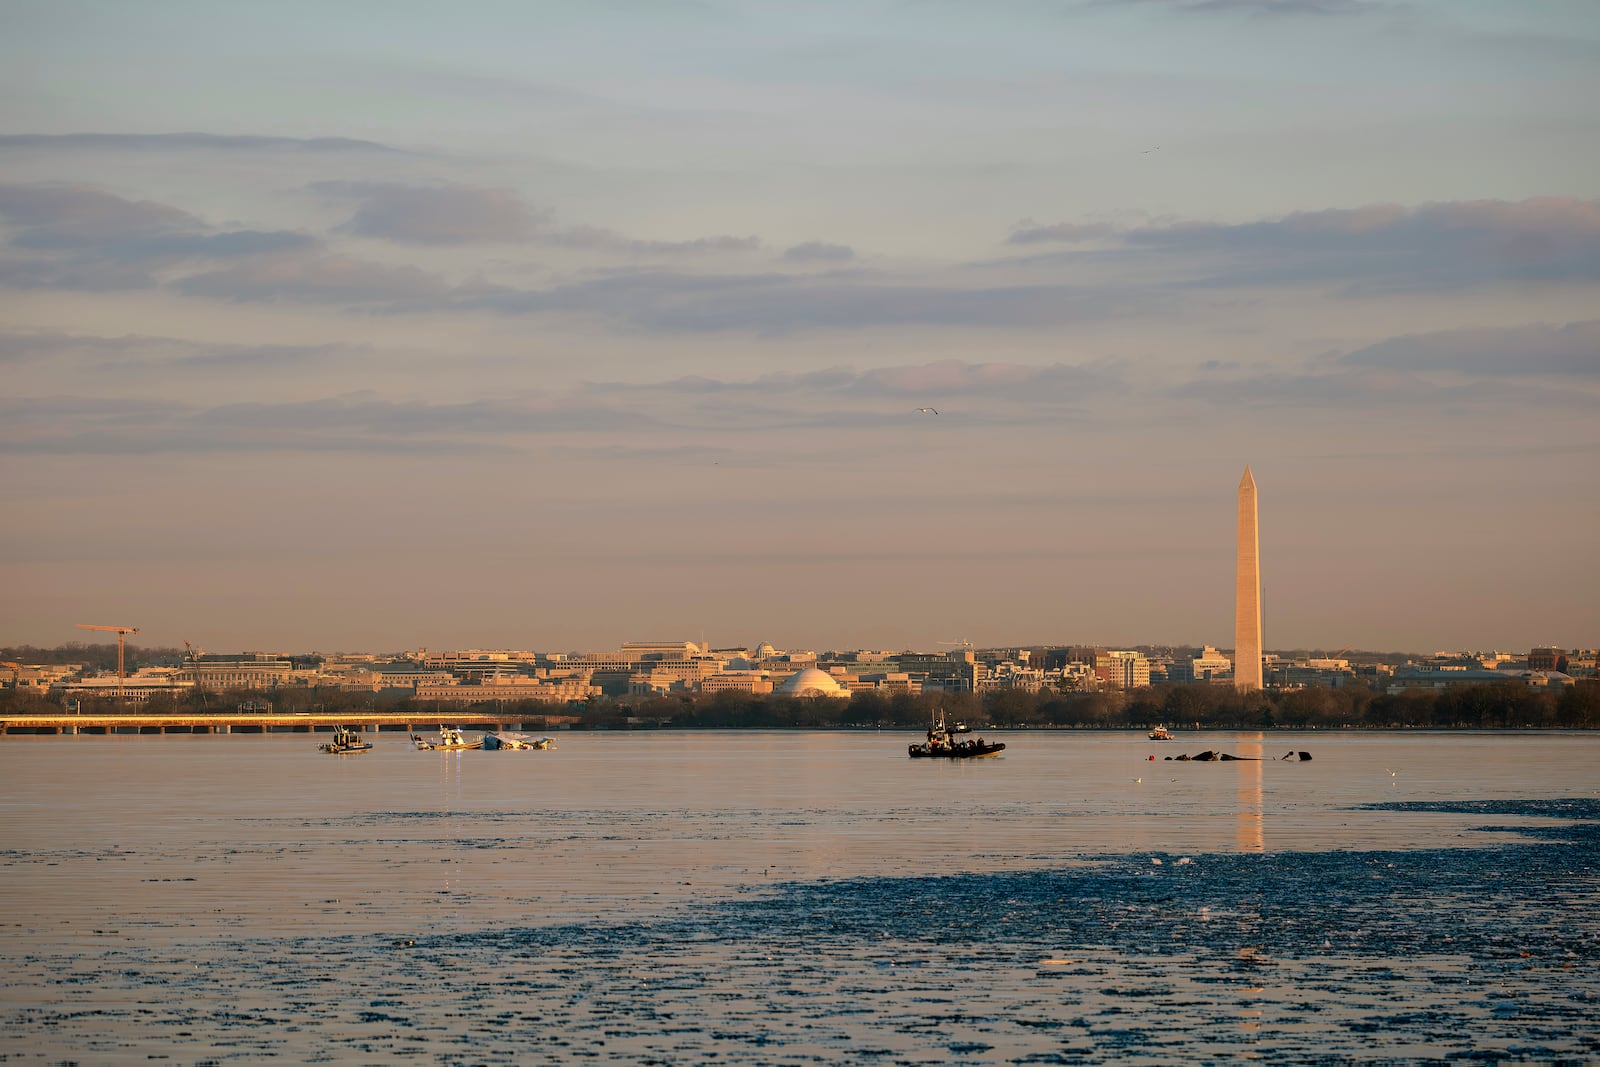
915, 407, 939, 415
1142, 145, 1160, 154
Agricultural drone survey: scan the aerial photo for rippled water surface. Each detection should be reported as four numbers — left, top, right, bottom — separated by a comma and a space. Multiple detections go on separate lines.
3, 729, 1597, 1063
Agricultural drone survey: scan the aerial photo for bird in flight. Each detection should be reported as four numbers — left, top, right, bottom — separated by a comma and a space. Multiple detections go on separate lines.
1142, 145, 1160, 154
915, 407, 939, 415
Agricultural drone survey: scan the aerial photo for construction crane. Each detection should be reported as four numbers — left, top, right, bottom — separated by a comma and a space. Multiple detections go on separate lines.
76, 623, 140, 683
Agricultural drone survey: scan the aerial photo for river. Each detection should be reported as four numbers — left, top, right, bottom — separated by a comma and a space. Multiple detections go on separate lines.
3, 729, 1597, 1063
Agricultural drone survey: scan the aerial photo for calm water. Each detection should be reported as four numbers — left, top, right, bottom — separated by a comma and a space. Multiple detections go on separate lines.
2, 729, 1597, 1063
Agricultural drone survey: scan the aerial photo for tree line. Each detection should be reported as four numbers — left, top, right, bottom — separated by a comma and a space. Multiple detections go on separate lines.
4, 677, 1594, 729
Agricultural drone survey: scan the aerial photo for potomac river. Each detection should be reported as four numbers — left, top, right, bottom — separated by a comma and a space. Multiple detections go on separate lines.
2, 729, 1597, 1064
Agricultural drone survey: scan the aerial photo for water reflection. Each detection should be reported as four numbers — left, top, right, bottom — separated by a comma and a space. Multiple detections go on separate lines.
1236, 733, 1264, 853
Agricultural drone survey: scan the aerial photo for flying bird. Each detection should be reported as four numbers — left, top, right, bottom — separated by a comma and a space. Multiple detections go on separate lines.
914, 407, 939, 415
1142, 145, 1160, 154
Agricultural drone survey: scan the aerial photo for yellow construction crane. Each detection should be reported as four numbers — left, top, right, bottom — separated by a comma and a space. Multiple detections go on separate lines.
76, 623, 140, 682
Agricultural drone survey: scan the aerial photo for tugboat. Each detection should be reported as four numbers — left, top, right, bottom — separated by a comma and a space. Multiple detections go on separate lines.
1148, 724, 1174, 741
317, 725, 373, 754
412, 726, 483, 751
908, 712, 1005, 759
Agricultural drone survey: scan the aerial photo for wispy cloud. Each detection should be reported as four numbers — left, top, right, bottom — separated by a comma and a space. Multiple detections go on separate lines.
1095, 0, 1387, 14
542, 226, 761, 254
629, 358, 1121, 400
173, 254, 450, 306
1342, 320, 1600, 378
0, 393, 653, 456
461, 269, 1151, 333
1170, 322, 1598, 413
0, 183, 198, 244
317, 181, 543, 245
4, 356, 1122, 455
0, 132, 402, 153
1006, 220, 1118, 245
0, 329, 353, 371
316, 180, 761, 253
1010, 197, 1600, 290
783, 241, 856, 262
0, 183, 317, 288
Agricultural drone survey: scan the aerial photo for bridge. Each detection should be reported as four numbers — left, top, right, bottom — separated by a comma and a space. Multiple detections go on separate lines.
0, 712, 580, 736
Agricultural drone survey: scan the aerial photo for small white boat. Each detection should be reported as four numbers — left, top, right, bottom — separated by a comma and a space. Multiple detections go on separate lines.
1148, 725, 1174, 741
412, 726, 482, 751
482, 731, 555, 751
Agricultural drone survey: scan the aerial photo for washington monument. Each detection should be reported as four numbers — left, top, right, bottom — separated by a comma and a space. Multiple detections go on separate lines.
1235, 466, 1264, 691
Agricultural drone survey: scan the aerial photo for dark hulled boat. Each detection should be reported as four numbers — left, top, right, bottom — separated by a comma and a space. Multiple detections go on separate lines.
908, 714, 1004, 759
317, 725, 373, 754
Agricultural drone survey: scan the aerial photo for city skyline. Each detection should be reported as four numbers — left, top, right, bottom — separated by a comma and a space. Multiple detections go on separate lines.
3, 2, 1597, 654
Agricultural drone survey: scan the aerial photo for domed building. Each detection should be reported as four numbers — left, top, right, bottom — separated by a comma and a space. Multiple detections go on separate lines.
774, 666, 849, 698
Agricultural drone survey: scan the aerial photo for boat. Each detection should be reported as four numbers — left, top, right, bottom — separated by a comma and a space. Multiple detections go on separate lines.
1148, 725, 1174, 741
412, 726, 483, 751
482, 731, 555, 751
908, 712, 1005, 759
317, 725, 373, 754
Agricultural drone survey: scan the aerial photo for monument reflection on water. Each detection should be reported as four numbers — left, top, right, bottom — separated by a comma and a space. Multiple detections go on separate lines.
1234, 734, 1264, 852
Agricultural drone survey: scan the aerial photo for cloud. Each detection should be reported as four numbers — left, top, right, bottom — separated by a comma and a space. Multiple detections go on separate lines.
0, 256, 162, 291
173, 254, 450, 306
1172, 341, 1593, 414
640, 359, 1120, 399
461, 269, 1149, 333
316, 180, 761, 253
998, 198, 1600, 291
0, 132, 401, 153
0, 329, 352, 371
1126, 197, 1600, 290
1006, 220, 1118, 245
783, 241, 855, 262
1097, 0, 1384, 13
3, 356, 1122, 456
0, 393, 659, 456
0, 183, 197, 245
542, 226, 761, 254
0, 183, 316, 287
1342, 321, 1600, 378
317, 181, 542, 245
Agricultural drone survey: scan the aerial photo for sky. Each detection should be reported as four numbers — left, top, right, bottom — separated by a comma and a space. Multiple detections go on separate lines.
2, 0, 1597, 656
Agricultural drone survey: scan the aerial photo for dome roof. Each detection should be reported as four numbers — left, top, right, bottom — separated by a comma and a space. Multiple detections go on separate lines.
775, 667, 848, 697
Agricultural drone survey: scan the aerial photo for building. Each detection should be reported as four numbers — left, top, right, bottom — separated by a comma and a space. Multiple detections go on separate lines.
1170, 646, 1232, 684
1235, 467, 1264, 691
58, 668, 194, 704
774, 667, 850, 698
1095, 650, 1151, 690
699, 672, 775, 696
181, 653, 295, 690
895, 650, 987, 692
1528, 647, 1568, 672
413, 676, 599, 705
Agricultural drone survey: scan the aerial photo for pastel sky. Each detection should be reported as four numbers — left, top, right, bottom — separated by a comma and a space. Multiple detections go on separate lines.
3, 0, 1596, 656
